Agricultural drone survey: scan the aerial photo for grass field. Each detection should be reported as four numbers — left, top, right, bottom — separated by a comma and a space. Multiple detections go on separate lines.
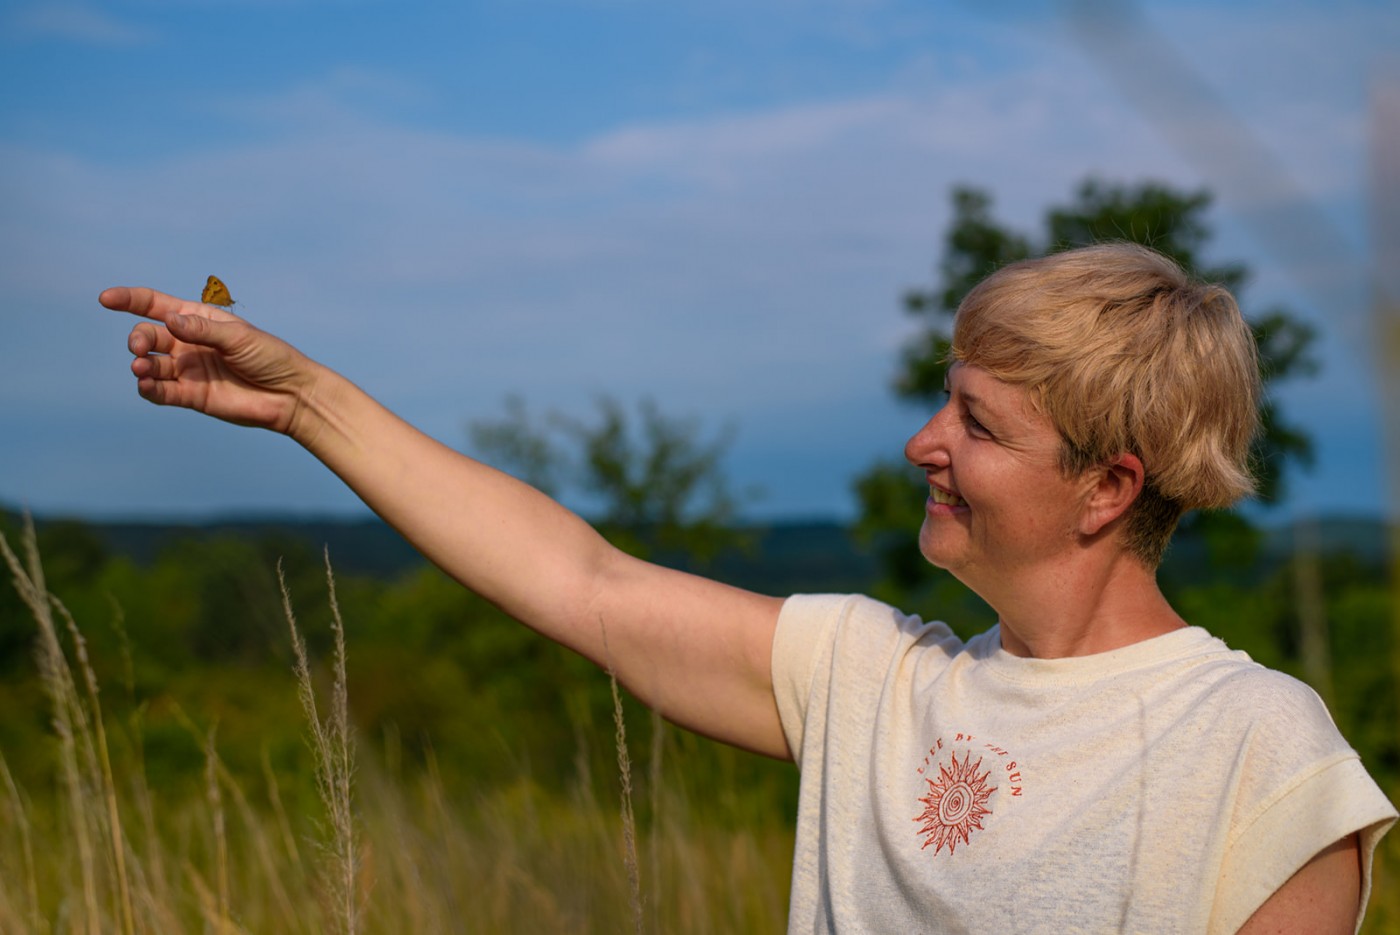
0, 517, 1395, 933
0, 520, 793, 934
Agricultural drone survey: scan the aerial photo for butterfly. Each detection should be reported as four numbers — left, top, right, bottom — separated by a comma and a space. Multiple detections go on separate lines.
201, 274, 235, 307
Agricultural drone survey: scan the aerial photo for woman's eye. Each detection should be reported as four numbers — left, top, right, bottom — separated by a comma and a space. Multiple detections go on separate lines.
940, 388, 991, 438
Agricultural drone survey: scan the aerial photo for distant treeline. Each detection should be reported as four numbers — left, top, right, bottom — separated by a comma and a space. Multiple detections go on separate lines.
0, 506, 1394, 811
5, 505, 1391, 586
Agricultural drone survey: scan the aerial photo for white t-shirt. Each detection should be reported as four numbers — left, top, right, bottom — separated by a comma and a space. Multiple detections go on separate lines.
772, 593, 1396, 934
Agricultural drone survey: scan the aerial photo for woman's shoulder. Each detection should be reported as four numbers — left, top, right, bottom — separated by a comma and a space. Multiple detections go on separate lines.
1174, 637, 1349, 755
781, 592, 962, 642
775, 592, 968, 681
1181, 632, 1329, 708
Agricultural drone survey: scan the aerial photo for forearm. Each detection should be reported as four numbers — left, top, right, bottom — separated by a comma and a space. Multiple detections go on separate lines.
291, 364, 613, 650
286, 366, 788, 755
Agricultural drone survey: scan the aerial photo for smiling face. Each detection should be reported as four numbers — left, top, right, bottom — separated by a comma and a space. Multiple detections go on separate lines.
946, 244, 1262, 568
904, 363, 1100, 594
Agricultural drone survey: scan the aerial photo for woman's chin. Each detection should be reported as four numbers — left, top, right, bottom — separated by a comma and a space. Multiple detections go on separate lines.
917, 523, 964, 571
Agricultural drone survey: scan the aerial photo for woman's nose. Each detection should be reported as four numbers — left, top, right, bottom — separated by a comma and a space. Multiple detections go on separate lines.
904, 410, 951, 468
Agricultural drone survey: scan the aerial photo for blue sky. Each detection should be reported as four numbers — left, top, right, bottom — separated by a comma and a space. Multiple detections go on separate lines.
2, 0, 1397, 525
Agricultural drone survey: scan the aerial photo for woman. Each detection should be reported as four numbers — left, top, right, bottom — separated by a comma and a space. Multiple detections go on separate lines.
104, 243, 1394, 932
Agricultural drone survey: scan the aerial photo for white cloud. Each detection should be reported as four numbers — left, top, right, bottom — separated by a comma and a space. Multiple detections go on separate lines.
216, 67, 435, 132
5, 2, 156, 45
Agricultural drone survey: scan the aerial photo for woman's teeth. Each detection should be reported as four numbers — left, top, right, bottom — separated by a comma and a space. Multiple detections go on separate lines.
931, 487, 966, 507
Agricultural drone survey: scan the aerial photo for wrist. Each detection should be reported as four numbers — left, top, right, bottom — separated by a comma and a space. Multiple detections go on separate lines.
284, 358, 340, 448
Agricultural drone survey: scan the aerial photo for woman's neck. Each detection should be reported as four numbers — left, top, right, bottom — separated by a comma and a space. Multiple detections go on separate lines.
986, 553, 1185, 659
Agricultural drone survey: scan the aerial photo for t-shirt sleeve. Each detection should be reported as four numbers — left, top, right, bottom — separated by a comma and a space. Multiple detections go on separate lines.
771, 594, 848, 763
1208, 676, 1399, 933
771, 593, 963, 766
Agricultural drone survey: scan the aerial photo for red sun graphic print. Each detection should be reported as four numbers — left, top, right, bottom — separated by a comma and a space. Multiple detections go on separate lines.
914, 750, 997, 855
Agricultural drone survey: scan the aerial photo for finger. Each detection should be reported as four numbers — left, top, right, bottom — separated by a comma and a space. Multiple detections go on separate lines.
131, 352, 178, 381
101, 287, 242, 325
165, 313, 247, 352
101, 286, 195, 324
127, 321, 174, 357
134, 373, 194, 409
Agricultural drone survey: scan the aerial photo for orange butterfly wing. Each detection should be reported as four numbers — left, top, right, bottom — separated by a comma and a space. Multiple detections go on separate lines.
201, 275, 235, 307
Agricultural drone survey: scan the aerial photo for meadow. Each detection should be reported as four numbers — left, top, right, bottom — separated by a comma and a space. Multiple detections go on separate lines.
0, 511, 1395, 933
0, 517, 796, 934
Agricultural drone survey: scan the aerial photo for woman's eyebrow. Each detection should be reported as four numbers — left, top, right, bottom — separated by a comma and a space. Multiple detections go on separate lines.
944, 371, 993, 413
956, 388, 1012, 427
953, 385, 989, 412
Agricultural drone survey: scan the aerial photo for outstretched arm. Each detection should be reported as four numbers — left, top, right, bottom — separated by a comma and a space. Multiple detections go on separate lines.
103, 287, 789, 758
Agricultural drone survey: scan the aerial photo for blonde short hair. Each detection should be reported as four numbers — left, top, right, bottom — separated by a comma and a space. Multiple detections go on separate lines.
950, 243, 1261, 565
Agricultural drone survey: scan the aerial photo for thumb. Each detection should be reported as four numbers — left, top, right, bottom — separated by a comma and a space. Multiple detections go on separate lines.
167, 313, 240, 349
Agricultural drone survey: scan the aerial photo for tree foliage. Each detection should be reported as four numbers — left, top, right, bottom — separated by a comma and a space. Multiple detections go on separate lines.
857, 178, 1321, 608
470, 395, 753, 565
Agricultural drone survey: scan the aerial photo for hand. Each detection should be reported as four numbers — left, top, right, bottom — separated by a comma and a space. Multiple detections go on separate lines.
102, 286, 317, 435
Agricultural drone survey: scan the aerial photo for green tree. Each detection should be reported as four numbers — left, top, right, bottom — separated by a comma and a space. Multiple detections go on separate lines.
467, 395, 778, 802
856, 179, 1320, 613
470, 395, 755, 565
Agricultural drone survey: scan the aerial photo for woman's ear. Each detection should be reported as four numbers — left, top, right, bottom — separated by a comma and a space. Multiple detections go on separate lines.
1080, 453, 1145, 537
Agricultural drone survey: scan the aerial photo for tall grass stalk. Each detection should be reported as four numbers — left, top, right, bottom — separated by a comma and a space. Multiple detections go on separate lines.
129, 755, 177, 931
0, 754, 40, 935
280, 553, 361, 934
53, 596, 136, 935
171, 703, 306, 933
648, 708, 664, 935
105, 596, 136, 704
204, 725, 232, 934
261, 744, 303, 871
599, 615, 645, 934
1, 518, 101, 935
